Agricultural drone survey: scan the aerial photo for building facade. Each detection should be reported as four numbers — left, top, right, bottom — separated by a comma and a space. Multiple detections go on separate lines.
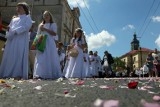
0, 0, 82, 46
120, 33, 154, 71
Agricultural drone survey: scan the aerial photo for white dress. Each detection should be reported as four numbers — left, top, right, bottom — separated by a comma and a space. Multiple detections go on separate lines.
65, 38, 85, 78
89, 55, 96, 76
82, 53, 91, 78
33, 23, 62, 79
94, 55, 102, 76
63, 53, 70, 76
0, 15, 32, 79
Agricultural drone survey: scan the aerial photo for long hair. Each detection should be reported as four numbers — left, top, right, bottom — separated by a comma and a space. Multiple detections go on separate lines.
42, 11, 54, 24
72, 28, 83, 42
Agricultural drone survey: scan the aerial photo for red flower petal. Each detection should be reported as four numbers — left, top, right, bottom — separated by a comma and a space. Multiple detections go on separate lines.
128, 81, 138, 89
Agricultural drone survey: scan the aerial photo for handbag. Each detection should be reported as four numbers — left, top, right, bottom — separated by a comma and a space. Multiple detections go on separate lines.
31, 34, 47, 52
69, 48, 79, 57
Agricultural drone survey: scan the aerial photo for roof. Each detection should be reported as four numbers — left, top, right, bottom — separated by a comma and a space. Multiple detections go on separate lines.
120, 47, 154, 58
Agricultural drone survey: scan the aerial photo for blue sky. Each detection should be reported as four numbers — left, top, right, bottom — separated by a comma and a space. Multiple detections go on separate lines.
67, 0, 160, 58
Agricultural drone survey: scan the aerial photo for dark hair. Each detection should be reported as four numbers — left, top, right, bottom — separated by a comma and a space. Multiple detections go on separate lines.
73, 28, 83, 42
17, 2, 30, 15
89, 51, 93, 55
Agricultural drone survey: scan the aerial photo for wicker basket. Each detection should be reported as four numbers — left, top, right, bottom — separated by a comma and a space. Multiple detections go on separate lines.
69, 48, 79, 57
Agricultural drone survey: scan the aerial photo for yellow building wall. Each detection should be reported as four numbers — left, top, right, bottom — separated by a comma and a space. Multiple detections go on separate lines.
120, 51, 151, 71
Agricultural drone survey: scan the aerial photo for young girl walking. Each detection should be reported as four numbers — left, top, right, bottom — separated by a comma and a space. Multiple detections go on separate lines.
65, 28, 85, 78
33, 11, 62, 79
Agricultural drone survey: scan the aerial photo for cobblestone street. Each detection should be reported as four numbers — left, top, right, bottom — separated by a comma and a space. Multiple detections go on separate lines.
0, 78, 160, 107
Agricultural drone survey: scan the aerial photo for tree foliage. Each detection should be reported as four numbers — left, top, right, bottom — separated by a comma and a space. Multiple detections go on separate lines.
112, 57, 126, 71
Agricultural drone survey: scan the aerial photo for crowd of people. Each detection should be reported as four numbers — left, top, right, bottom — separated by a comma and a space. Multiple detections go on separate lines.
0, 2, 159, 80
0, 2, 115, 80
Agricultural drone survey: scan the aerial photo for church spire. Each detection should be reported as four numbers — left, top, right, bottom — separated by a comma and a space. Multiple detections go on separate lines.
131, 32, 139, 50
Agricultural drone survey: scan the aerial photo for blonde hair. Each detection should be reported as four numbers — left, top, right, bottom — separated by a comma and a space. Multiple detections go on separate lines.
42, 11, 54, 24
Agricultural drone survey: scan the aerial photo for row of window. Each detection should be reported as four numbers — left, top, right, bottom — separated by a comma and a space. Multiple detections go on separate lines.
123, 57, 137, 62
11, 0, 40, 2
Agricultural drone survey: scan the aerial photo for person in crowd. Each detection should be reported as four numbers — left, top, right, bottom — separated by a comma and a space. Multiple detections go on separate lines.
63, 45, 71, 77
1, 15, 17, 52
152, 48, 159, 59
33, 11, 62, 79
94, 51, 102, 78
102, 51, 114, 77
146, 52, 154, 77
135, 68, 142, 77
0, 2, 32, 79
65, 28, 85, 78
126, 66, 131, 77
82, 48, 90, 78
142, 62, 149, 77
89, 51, 96, 77
28, 20, 37, 78
57, 42, 65, 71
153, 55, 160, 78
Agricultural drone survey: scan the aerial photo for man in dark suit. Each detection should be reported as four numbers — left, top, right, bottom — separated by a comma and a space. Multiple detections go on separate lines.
102, 51, 114, 77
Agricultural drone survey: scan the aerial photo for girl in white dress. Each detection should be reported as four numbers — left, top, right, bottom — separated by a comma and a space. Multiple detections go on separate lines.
63, 45, 71, 77
0, 2, 32, 79
82, 48, 91, 78
33, 11, 62, 79
94, 51, 102, 77
65, 28, 85, 78
89, 51, 96, 77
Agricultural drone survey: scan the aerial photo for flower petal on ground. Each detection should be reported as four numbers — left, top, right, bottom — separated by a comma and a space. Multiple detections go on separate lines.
118, 85, 128, 89
128, 81, 138, 89
34, 86, 42, 90
55, 93, 76, 98
153, 95, 160, 101
75, 80, 84, 85
93, 98, 103, 107
141, 99, 160, 107
103, 100, 119, 107
99, 85, 115, 90
0, 88, 5, 95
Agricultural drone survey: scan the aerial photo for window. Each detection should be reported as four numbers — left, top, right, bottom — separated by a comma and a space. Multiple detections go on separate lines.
11, 0, 17, 2
133, 65, 136, 68
133, 57, 136, 62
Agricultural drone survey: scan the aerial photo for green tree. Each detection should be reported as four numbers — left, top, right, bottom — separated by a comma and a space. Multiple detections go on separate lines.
112, 57, 126, 71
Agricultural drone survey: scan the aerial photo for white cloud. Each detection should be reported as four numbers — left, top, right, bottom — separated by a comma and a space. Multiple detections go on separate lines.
122, 24, 135, 30
152, 16, 160, 22
155, 35, 160, 48
67, 0, 89, 8
86, 30, 116, 50
67, 0, 101, 8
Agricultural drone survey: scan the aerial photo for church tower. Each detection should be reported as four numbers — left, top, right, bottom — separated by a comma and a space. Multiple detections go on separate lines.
131, 33, 139, 50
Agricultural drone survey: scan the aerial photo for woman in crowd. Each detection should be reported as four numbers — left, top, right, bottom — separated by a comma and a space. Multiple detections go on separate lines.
33, 11, 62, 79
0, 2, 32, 79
